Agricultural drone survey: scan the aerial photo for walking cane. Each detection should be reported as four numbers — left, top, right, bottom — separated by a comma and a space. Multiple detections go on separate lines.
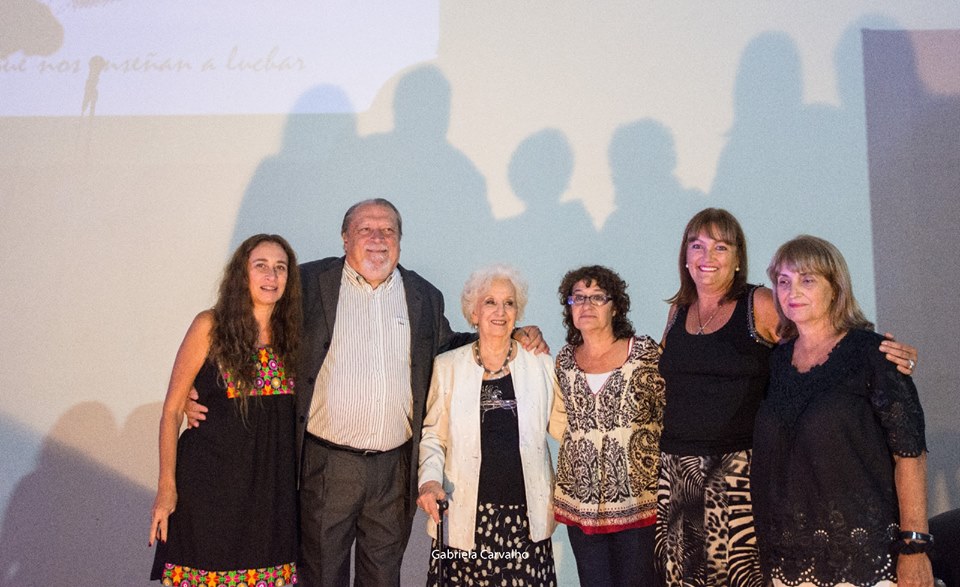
434, 499, 449, 587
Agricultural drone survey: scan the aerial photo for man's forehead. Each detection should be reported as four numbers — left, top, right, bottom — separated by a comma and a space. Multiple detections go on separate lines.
352, 204, 397, 225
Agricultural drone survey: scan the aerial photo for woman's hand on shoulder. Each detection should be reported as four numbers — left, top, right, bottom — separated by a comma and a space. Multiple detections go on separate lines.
879, 333, 919, 376
148, 484, 177, 547
897, 551, 934, 587
753, 287, 780, 343
417, 481, 447, 523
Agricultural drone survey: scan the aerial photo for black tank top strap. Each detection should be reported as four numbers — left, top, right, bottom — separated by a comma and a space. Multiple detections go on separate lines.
664, 304, 685, 338
746, 284, 775, 348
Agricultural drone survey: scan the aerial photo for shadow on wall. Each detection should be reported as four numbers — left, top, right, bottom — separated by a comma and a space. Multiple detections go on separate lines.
230, 63, 596, 584
230, 63, 601, 346
222, 21, 960, 585
0, 403, 160, 586
709, 20, 886, 274
0, 0, 63, 59
598, 118, 706, 326
863, 26, 960, 516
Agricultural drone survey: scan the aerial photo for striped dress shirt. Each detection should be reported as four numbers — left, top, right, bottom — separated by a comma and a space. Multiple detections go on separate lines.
306, 262, 413, 451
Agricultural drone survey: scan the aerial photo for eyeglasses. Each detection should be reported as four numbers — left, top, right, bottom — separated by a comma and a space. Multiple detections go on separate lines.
566, 294, 612, 307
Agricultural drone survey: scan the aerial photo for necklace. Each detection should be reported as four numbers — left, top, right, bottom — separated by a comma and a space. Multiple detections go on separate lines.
473, 340, 514, 377
695, 301, 722, 335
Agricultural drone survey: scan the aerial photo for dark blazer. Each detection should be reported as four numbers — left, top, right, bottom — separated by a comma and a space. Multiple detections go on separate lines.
295, 256, 475, 509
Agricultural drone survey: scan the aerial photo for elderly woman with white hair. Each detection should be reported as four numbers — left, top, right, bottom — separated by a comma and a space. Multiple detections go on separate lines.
417, 264, 558, 586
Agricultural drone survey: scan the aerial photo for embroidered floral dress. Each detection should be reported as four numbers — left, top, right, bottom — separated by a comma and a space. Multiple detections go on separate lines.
752, 329, 926, 586
151, 347, 298, 586
553, 335, 665, 533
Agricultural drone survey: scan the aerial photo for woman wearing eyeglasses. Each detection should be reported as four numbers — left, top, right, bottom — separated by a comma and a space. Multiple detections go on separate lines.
549, 265, 666, 586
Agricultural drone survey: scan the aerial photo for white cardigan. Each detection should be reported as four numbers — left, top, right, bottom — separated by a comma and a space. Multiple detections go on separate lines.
418, 343, 559, 551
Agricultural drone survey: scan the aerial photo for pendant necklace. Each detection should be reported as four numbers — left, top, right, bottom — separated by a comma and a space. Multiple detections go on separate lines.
695, 301, 722, 335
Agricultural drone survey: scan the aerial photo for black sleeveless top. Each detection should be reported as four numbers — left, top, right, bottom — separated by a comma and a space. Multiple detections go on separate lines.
658, 285, 774, 456
477, 373, 527, 505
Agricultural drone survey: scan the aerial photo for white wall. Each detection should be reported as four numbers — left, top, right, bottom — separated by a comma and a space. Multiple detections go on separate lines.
1, 2, 958, 584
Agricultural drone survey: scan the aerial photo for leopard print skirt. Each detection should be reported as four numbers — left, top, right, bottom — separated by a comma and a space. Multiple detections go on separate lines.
655, 450, 763, 587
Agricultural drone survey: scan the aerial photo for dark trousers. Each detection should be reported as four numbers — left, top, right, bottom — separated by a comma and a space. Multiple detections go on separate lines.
298, 435, 414, 587
567, 523, 657, 587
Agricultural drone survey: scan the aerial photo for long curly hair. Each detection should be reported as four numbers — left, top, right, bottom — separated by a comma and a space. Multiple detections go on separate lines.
558, 265, 635, 346
209, 234, 302, 413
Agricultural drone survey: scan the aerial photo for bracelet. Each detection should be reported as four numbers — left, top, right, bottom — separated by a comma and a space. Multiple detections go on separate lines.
890, 531, 934, 555
898, 530, 934, 542
890, 539, 933, 555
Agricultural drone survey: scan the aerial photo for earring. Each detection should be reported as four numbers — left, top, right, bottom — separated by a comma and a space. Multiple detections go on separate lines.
736, 267, 740, 272
685, 263, 689, 268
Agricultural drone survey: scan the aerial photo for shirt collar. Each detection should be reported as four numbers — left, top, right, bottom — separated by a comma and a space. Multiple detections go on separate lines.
342, 260, 400, 292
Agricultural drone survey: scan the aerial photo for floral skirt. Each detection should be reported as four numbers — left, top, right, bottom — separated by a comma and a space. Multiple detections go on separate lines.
427, 502, 556, 586
158, 562, 297, 586
656, 450, 762, 587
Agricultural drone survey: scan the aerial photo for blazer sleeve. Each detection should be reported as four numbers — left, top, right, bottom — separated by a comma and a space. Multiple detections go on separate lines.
418, 356, 450, 488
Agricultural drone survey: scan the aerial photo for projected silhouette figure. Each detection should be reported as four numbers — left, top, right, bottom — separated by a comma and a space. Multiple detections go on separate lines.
499, 128, 594, 336
600, 119, 705, 304
232, 85, 365, 258
357, 64, 491, 303
81, 55, 106, 117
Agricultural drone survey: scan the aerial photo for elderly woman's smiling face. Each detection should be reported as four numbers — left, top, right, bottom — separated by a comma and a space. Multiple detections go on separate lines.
471, 278, 518, 340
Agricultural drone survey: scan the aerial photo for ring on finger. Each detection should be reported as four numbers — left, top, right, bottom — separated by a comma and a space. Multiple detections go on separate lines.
908, 358, 916, 370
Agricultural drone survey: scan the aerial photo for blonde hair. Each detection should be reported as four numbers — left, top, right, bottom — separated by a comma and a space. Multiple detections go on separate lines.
766, 235, 873, 339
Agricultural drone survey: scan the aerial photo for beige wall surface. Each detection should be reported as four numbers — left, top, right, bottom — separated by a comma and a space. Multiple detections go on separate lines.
1, 2, 958, 584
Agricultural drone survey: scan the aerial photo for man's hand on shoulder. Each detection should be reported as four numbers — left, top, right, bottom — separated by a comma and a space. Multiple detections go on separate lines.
184, 387, 208, 428
513, 325, 550, 355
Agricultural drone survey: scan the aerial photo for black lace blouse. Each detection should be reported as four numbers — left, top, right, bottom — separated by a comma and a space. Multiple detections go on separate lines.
752, 329, 926, 586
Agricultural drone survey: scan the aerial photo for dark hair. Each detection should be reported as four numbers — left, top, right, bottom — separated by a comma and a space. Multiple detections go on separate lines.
340, 198, 403, 237
766, 235, 873, 339
558, 265, 635, 346
209, 234, 303, 414
667, 208, 749, 307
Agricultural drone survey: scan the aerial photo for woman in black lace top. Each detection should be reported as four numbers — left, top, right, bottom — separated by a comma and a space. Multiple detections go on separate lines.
752, 235, 932, 587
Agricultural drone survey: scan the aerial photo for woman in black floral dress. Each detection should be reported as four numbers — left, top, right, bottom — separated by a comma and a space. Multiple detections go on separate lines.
149, 234, 302, 586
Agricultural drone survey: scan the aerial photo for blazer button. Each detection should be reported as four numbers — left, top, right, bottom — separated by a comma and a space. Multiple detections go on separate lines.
307, 377, 315, 385
323, 341, 330, 349
299, 415, 306, 423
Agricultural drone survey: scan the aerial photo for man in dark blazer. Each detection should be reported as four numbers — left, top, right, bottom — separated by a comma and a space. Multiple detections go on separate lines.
296, 199, 543, 586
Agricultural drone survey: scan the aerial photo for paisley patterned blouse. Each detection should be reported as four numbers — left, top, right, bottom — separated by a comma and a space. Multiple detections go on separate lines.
552, 335, 666, 534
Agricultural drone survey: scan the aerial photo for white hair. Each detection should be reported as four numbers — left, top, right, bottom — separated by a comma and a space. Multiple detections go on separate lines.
460, 264, 529, 325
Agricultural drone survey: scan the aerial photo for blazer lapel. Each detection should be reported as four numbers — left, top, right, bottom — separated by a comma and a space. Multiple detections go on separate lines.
318, 258, 343, 336
399, 265, 423, 347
